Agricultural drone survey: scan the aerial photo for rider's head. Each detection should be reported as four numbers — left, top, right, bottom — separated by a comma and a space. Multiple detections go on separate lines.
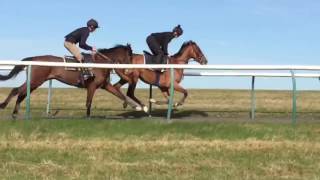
173, 25, 183, 38
87, 19, 99, 32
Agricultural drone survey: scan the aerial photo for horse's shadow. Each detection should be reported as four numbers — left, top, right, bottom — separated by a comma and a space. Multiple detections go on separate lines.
31, 108, 209, 120
117, 109, 209, 119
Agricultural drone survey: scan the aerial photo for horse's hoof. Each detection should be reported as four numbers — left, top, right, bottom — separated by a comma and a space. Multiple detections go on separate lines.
149, 99, 156, 103
0, 103, 6, 109
11, 113, 17, 119
174, 102, 183, 108
135, 106, 142, 111
143, 106, 149, 113
123, 102, 128, 109
124, 69, 132, 75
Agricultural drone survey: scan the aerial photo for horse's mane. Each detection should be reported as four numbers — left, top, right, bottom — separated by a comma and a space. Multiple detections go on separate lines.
98, 44, 132, 56
172, 41, 195, 58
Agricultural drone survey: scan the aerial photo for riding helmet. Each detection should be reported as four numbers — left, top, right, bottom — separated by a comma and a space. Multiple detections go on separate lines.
87, 19, 99, 29
173, 25, 183, 36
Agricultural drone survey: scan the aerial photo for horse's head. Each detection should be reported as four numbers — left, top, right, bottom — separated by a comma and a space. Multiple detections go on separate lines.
173, 41, 208, 65
97, 44, 132, 64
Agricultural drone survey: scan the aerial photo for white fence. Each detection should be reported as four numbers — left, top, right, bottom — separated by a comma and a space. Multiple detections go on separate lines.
1, 60, 320, 123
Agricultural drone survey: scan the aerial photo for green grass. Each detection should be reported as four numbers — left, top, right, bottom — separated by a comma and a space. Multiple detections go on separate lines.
0, 119, 320, 179
0, 119, 318, 141
0, 88, 320, 179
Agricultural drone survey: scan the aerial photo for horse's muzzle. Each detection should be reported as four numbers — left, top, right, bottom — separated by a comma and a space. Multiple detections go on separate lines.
201, 56, 208, 65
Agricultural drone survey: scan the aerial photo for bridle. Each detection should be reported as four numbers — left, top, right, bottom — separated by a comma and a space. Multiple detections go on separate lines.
190, 44, 206, 65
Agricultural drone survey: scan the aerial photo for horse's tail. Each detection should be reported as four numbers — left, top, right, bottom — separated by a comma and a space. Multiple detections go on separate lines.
0, 57, 33, 81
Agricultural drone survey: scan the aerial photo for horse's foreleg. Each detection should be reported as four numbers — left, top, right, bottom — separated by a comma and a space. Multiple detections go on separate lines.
0, 87, 19, 109
173, 82, 188, 107
150, 87, 170, 105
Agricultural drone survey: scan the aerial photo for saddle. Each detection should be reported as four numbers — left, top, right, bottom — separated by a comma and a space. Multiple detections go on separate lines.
143, 51, 169, 72
64, 53, 95, 87
64, 53, 94, 71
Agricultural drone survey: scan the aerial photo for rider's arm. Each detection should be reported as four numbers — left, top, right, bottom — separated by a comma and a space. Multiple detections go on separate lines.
162, 32, 175, 55
79, 30, 93, 51
162, 43, 169, 55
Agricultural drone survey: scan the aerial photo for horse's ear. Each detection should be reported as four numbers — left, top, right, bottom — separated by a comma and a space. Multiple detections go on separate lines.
126, 43, 133, 56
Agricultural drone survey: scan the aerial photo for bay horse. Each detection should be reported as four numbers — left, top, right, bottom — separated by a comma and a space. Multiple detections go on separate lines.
0, 44, 139, 118
113, 41, 208, 111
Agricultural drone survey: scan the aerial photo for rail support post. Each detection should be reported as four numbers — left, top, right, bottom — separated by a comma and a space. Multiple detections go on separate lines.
46, 80, 52, 116
25, 65, 32, 120
148, 84, 153, 117
290, 70, 297, 125
250, 76, 256, 120
167, 68, 175, 121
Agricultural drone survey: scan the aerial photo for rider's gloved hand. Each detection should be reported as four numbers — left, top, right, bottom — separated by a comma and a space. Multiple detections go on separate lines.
92, 46, 97, 53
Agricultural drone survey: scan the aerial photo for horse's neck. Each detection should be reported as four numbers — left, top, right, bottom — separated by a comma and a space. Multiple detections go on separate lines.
171, 47, 192, 64
169, 53, 191, 65
95, 52, 117, 64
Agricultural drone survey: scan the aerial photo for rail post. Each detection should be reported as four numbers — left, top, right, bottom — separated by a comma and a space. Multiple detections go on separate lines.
46, 80, 52, 115
148, 84, 153, 117
167, 68, 175, 121
25, 65, 32, 120
290, 70, 297, 125
250, 76, 256, 120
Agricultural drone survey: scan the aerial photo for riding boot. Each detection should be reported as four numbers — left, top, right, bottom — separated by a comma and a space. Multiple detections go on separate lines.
160, 55, 167, 72
155, 54, 166, 73
80, 57, 94, 80
77, 72, 85, 87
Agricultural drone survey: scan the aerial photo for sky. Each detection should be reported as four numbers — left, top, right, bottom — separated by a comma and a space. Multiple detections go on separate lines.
0, 0, 320, 90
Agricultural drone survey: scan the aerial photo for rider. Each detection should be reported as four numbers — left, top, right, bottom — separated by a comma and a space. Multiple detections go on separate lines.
64, 19, 99, 63
146, 25, 183, 69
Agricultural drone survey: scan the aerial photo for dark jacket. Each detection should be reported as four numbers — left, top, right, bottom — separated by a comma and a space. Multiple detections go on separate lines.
148, 32, 175, 55
65, 27, 93, 51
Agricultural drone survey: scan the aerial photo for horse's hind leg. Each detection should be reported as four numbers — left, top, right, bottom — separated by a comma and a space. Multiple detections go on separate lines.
12, 82, 43, 118
127, 82, 147, 110
128, 84, 148, 112
113, 78, 128, 91
0, 87, 19, 109
12, 83, 28, 118
102, 82, 141, 111
152, 83, 188, 107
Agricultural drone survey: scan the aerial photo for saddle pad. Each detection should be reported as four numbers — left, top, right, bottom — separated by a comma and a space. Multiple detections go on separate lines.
63, 53, 94, 71
63, 56, 79, 71
143, 52, 156, 65
143, 51, 169, 65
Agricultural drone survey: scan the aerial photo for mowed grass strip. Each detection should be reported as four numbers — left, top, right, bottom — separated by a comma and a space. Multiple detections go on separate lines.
0, 120, 320, 179
1, 88, 320, 120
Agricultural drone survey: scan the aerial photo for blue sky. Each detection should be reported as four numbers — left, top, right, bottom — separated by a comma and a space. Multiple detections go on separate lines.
1, 0, 320, 89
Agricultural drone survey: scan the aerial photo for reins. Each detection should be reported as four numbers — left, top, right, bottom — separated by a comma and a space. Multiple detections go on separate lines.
95, 51, 114, 63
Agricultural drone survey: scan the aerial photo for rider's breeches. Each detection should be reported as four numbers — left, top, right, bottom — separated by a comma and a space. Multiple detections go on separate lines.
146, 36, 166, 64
64, 41, 83, 62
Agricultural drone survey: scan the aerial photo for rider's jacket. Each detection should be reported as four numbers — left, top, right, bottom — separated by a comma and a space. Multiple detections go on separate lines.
147, 32, 175, 55
65, 27, 93, 51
